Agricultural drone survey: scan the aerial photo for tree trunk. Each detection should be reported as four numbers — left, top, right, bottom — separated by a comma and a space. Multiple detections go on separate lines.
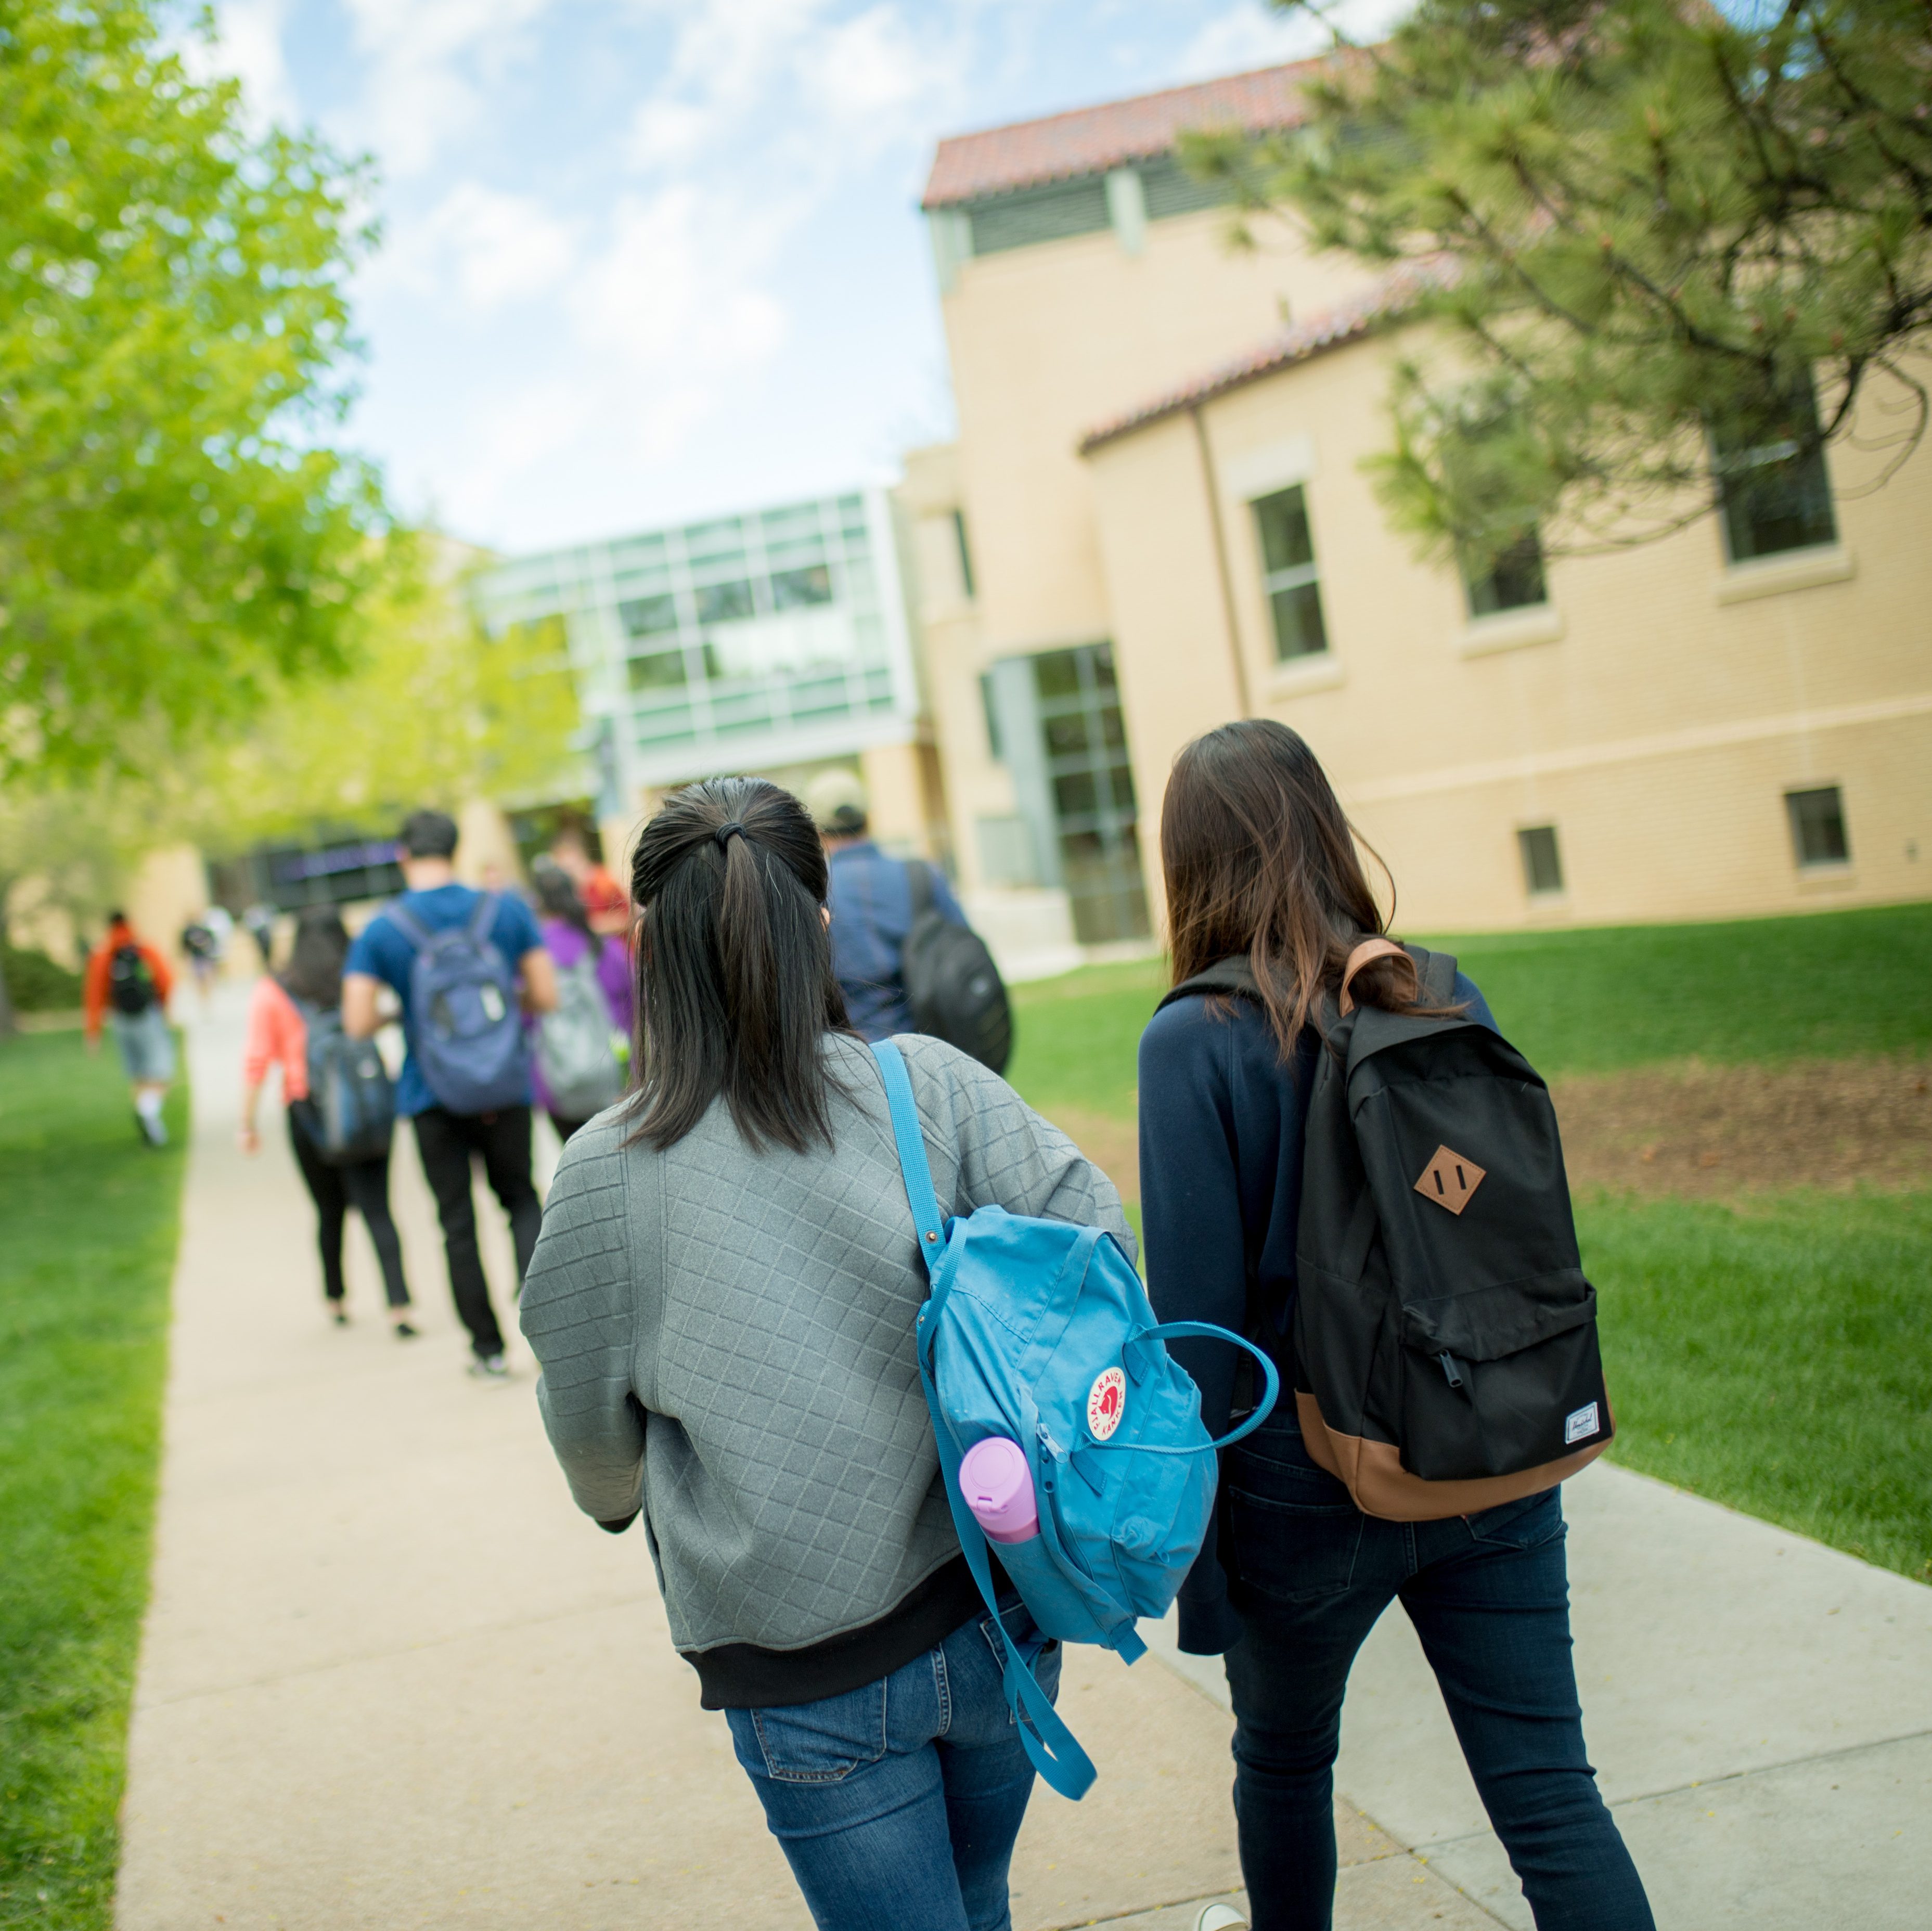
0, 873, 17, 1039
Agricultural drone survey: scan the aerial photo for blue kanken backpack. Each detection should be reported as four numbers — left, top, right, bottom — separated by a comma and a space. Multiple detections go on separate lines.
388, 894, 530, 1115
872, 1042, 1278, 1799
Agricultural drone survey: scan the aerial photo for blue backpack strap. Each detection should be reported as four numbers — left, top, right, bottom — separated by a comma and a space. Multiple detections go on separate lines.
468, 890, 499, 945
385, 900, 432, 950
871, 1041, 1098, 1801
871, 1040, 946, 1274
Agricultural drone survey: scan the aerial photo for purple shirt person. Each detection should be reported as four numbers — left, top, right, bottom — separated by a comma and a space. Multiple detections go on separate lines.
527, 858, 635, 1137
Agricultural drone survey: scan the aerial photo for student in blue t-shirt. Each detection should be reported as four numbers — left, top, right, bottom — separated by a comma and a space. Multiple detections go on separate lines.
343, 810, 558, 1379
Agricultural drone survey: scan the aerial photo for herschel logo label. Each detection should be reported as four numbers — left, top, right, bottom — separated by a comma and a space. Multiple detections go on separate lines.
1414, 1145, 1486, 1215
1565, 1402, 1601, 1445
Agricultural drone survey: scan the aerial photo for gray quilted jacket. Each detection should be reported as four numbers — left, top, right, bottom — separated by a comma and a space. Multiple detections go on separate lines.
518, 1032, 1133, 1657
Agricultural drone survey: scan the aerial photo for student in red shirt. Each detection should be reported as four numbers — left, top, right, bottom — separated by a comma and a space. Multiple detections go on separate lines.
240, 908, 416, 1332
84, 911, 176, 1147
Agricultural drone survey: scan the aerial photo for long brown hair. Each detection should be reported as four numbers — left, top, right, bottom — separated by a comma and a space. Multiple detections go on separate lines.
1162, 719, 1446, 1060
625, 776, 853, 1154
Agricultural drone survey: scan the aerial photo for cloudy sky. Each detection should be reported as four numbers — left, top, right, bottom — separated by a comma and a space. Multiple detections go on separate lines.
202, 1, 1387, 556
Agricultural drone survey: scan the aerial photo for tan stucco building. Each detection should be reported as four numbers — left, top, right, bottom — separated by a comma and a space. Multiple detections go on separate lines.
906, 61, 1932, 946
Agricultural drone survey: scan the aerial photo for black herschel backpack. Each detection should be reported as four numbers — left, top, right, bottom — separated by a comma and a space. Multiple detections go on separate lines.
902, 862, 1012, 1074
1294, 937, 1612, 1517
1163, 938, 1611, 1520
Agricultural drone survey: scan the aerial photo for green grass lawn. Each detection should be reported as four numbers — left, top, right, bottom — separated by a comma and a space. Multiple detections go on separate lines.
0, 1033, 185, 1930
1007, 899, 1932, 1116
1006, 903, 1932, 1585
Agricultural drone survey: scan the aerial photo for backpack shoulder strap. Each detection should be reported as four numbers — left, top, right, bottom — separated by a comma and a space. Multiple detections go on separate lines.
906, 859, 934, 918
1408, 943, 1459, 1005
1154, 955, 1257, 1013
871, 1041, 945, 1275
384, 902, 433, 950
467, 891, 499, 945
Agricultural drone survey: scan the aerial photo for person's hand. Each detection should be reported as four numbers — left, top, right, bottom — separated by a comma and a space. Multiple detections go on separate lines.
236, 1124, 261, 1156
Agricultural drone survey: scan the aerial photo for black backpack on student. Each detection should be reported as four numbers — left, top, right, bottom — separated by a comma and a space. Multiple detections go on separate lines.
1163, 939, 1612, 1521
294, 1001, 396, 1166
108, 943, 159, 1015
902, 862, 1012, 1074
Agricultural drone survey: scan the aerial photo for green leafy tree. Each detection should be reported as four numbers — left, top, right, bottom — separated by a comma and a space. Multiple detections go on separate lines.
1188, 0, 1932, 563
0, 0, 389, 778
172, 543, 583, 852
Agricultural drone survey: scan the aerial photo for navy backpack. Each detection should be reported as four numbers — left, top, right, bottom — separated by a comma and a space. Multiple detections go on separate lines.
294, 1001, 395, 1166
873, 1041, 1278, 1799
387, 894, 529, 1115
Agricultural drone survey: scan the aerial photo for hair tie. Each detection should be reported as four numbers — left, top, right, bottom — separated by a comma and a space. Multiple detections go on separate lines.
714, 821, 746, 848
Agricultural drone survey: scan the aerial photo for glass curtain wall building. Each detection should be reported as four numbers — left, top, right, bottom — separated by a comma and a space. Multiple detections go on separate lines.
471, 489, 922, 806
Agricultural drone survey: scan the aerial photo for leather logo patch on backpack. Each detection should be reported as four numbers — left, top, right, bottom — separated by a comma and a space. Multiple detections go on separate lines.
1414, 1145, 1486, 1215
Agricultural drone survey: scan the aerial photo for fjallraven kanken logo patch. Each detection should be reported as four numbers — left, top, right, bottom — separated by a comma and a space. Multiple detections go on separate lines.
1087, 1367, 1126, 1440
1414, 1145, 1486, 1215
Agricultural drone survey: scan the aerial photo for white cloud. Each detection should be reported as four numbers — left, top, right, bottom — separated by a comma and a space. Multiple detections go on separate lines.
195, 0, 299, 132
339, 0, 562, 179
400, 183, 580, 310
1177, 0, 1414, 80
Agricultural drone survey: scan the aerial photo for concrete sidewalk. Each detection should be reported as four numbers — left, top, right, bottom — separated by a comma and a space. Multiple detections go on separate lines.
117, 989, 1931, 1929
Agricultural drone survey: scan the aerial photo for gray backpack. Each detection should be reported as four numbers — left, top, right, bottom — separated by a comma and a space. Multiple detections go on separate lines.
535, 950, 625, 1120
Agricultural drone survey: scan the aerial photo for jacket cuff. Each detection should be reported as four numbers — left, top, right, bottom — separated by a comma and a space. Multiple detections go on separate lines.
597, 1512, 638, 1535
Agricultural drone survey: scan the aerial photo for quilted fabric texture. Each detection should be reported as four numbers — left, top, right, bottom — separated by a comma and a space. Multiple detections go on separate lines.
520, 1033, 1133, 1656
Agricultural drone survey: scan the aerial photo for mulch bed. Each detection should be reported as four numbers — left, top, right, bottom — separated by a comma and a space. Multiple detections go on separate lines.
1049, 1055, 1932, 1207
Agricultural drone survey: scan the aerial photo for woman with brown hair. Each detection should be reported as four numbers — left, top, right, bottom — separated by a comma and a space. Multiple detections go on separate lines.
1138, 721, 1651, 1931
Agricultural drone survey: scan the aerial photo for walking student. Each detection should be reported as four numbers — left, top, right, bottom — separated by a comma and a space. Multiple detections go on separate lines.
83, 909, 175, 1147
547, 820, 630, 936
519, 778, 1129, 1931
342, 810, 557, 1380
808, 769, 968, 1041
238, 908, 416, 1335
1138, 722, 1652, 1931
527, 856, 630, 1145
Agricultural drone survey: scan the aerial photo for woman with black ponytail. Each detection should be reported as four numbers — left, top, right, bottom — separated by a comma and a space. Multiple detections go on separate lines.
519, 777, 1131, 1931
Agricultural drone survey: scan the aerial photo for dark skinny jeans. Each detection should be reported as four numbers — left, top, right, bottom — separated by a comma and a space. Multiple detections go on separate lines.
286, 1111, 410, 1309
410, 1104, 542, 1358
1219, 1410, 1654, 1931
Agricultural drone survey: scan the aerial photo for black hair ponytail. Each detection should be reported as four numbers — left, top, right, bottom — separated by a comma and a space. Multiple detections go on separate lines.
625, 777, 853, 1153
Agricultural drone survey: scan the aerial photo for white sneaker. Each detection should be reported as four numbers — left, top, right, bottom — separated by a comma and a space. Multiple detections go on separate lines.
467, 1351, 510, 1381
1195, 1908, 1248, 1931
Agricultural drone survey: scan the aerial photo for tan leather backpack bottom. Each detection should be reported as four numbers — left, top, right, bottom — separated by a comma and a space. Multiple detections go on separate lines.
1296, 1391, 1611, 1522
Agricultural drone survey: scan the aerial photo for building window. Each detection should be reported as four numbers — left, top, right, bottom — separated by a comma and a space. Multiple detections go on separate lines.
1712, 384, 1837, 562
1518, 825, 1565, 896
1785, 786, 1849, 868
695, 578, 755, 624
619, 593, 678, 638
770, 564, 833, 609
1463, 529, 1548, 616
1030, 643, 1148, 944
952, 509, 975, 599
978, 671, 1002, 761
967, 178, 1111, 255
1252, 485, 1329, 660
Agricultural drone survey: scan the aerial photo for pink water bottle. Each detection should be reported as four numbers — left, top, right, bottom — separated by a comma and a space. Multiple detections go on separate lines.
959, 1436, 1039, 1545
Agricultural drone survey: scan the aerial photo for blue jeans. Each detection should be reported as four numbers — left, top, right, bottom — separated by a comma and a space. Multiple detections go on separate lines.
724, 1605, 1061, 1931
1220, 1411, 1653, 1931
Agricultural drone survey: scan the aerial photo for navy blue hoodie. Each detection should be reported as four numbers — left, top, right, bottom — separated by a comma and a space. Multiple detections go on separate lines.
1138, 971, 1493, 1654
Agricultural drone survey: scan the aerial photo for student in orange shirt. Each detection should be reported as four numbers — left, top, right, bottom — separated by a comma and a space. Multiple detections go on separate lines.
240, 909, 416, 1333
84, 911, 176, 1147
549, 824, 631, 937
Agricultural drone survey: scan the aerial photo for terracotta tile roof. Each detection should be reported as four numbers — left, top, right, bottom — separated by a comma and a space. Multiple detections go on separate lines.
1077, 260, 1457, 454
921, 60, 1325, 210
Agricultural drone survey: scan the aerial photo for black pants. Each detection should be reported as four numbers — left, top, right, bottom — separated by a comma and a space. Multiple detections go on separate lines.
286, 1112, 411, 1309
410, 1104, 542, 1358
549, 1111, 590, 1147
1218, 1410, 1652, 1931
